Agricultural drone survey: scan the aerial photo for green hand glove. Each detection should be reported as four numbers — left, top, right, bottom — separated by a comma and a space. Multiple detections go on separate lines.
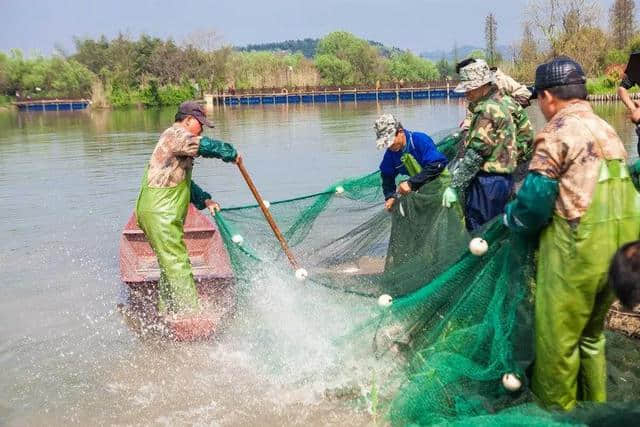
442, 187, 458, 208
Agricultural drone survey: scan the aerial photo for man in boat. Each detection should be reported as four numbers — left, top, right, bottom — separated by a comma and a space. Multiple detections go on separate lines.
136, 101, 239, 319
441, 60, 520, 231
504, 56, 640, 410
375, 114, 448, 211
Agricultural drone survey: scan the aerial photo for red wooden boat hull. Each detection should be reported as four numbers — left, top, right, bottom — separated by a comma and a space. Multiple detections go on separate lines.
119, 204, 235, 341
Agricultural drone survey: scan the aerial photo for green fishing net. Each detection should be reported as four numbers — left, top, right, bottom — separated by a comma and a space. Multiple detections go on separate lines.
212, 132, 640, 425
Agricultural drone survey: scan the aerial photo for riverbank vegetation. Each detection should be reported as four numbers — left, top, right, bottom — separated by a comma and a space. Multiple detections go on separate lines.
0, 0, 639, 108
0, 31, 440, 108
506, 0, 638, 88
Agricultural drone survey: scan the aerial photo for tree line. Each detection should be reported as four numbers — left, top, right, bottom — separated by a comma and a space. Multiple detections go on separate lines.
0, 31, 447, 108
2, 0, 639, 108
506, 0, 639, 92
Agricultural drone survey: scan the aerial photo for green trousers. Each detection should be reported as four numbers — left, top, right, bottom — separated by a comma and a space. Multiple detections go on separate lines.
136, 169, 200, 315
533, 159, 640, 410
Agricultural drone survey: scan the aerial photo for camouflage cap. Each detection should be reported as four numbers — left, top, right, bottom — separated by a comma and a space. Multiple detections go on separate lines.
178, 101, 214, 128
374, 114, 402, 150
454, 59, 494, 93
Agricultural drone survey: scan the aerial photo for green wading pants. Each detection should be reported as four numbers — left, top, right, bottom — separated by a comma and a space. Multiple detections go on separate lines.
532, 159, 640, 410
135, 168, 200, 315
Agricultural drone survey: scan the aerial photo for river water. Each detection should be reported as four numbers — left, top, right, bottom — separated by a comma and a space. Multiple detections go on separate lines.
0, 100, 637, 426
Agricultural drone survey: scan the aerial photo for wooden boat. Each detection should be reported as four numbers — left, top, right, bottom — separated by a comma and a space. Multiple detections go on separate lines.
119, 204, 235, 341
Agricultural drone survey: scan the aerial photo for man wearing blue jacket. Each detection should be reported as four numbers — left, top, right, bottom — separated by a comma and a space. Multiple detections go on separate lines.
375, 114, 448, 211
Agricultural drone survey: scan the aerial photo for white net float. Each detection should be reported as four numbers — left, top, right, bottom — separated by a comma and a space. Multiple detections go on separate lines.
378, 294, 393, 307
469, 237, 488, 256
295, 268, 308, 281
502, 373, 522, 391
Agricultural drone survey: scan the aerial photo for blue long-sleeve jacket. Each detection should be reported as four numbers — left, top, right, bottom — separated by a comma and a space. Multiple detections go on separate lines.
379, 130, 448, 200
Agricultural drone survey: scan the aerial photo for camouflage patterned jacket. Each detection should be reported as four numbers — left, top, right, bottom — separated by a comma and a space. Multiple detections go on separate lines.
504, 96, 535, 163
494, 69, 531, 107
147, 124, 200, 188
461, 93, 533, 164
451, 87, 518, 189
461, 69, 533, 163
147, 124, 236, 190
465, 87, 518, 174
529, 100, 628, 221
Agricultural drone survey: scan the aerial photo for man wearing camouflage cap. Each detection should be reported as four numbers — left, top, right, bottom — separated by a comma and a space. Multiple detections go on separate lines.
375, 114, 447, 211
136, 101, 241, 321
442, 59, 519, 231
456, 58, 534, 164
505, 57, 640, 410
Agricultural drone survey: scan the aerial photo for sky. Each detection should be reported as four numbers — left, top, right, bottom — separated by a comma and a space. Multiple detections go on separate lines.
0, 0, 618, 56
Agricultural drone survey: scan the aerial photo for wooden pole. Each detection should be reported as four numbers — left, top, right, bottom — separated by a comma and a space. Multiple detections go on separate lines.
236, 159, 300, 270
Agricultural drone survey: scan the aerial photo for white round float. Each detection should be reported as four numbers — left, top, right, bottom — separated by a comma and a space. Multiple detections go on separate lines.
469, 237, 488, 256
295, 268, 308, 281
501, 373, 522, 391
377, 294, 393, 308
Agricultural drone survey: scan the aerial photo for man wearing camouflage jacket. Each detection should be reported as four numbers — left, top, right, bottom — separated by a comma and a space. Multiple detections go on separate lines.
442, 60, 520, 231
457, 59, 534, 164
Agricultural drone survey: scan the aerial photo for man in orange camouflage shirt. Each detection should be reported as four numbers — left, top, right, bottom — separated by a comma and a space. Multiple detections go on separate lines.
136, 101, 240, 319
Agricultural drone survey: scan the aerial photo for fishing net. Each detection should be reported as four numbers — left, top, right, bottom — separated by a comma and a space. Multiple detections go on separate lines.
212, 132, 640, 425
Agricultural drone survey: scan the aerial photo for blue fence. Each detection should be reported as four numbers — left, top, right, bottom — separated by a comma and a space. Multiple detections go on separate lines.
15, 100, 90, 112
219, 89, 463, 106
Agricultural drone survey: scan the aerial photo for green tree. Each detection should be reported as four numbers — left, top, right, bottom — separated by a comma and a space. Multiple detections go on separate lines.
0, 51, 94, 98
3, 50, 30, 95
389, 52, 439, 83
314, 54, 354, 86
0, 52, 8, 94
134, 34, 164, 81
436, 57, 454, 79
316, 31, 382, 84
73, 35, 110, 76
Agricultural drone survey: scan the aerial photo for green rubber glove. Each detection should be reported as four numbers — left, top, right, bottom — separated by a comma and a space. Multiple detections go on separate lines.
198, 136, 237, 162
442, 187, 458, 208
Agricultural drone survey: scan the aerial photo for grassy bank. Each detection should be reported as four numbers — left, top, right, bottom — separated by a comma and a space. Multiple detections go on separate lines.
587, 75, 639, 95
